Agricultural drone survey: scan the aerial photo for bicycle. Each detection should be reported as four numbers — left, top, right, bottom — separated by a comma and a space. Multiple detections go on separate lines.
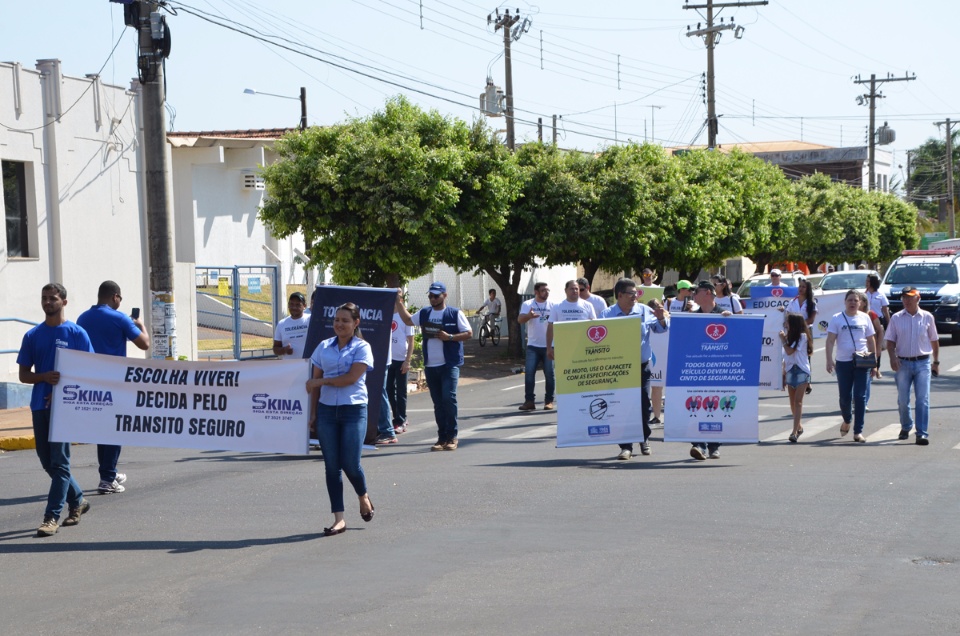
477, 313, 501, 347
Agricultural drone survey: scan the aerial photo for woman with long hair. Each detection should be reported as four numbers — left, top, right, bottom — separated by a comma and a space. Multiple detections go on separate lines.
786, 278, 818, 326
825, 290, 878, 442
306, 303, 376, 536
864, 274, 889, 377
710, 274, 743, 314
780, 313, 813, 443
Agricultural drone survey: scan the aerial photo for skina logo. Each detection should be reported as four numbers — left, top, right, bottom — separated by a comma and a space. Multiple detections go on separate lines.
252, 393, 303, 414
62, 384, 113, 406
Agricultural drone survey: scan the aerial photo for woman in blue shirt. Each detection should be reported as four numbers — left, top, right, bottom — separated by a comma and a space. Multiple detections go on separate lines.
307, 303, 375, 536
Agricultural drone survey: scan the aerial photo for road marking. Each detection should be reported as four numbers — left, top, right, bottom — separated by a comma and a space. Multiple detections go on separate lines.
762, 415, 838, 442
949, 362, 960, 373
501, 379, 543, 391
866, 423, 905, 444
953, 442, 960, 450
509, 424, 557, 440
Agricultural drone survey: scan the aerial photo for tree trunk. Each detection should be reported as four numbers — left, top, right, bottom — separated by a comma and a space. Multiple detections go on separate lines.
581, 261, 600, 287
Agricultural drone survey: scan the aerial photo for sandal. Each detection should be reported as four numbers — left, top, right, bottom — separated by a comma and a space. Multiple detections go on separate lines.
789, 433, 798, 443
360, 496, 375, 522
840, 421, 851, 437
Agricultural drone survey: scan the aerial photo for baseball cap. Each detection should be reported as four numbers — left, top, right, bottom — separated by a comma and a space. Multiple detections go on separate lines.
428, 282, 447, 295
695, 280, 716, 293
676, 280, 693, 290
770, 268, 782, 276
901, 286, 920, 297
289, 292, 306, 303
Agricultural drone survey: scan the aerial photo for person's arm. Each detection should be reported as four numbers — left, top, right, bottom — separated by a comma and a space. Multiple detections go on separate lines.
518, 302, 537, 324
780, 330, 798, 355
273, 340, 290, 357
886, 338, 900, 373
306, 364, 322, 426
931, 340, 941, 376
437, 311, 472, 343
19, 364, 59, 386
313, 361, 369, 388
402, 335, 414, 374
131, 317, 150, 351
546, 322, 555, 360
825, 332, 837, 374
881, 305, 891, 324
395, 290, 415, 326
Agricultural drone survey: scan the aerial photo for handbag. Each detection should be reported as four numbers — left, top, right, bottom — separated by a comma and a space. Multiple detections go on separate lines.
842, 313, 877, 369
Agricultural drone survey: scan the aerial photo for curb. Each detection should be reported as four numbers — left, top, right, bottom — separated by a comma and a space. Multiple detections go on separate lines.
0, 436, 35, 451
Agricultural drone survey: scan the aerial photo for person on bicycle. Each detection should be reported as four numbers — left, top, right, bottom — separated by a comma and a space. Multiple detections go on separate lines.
476, 289, 502, 332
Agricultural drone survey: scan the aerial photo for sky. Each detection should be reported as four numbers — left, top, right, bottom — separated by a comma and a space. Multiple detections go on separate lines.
3, 0, 958, 185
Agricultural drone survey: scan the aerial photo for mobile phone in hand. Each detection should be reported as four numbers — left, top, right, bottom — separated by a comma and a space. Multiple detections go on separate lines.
131, 307, 140, 320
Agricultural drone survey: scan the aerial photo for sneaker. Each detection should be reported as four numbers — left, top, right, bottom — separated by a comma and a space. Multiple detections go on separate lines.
37, 516, 59, 537
916, 437, 929, 446
98, 479, 125, 494
115, 473, 127, 485
708, 449, 720, 459
649, 417, 661, 425
543, 401, 556, 410
639, 442, 651, 456
518, 401, 536, 411
898, 429, 910, 441
617, 448, 632, 460
62, 499, 90, 526
430, 439, 445, 452
853, 433, 866, 443
393, 423, 407, 435
374, 435, 398, 445
443, 438, 459, 451
690, 446, 707, 461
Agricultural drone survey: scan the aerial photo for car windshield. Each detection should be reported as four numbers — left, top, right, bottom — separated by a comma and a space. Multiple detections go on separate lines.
820, 272, 869, 291
886, 263, 959, 286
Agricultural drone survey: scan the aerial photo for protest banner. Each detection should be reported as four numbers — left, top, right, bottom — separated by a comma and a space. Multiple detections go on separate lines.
635, 286, 664, 303
554, 318, 645, 447
50, 349, 310, 454
664, 313, 764, 443
302, 286, 396, 441
648, 330, 668, 388
743, 287, 797, 390
811, 290, 846, 339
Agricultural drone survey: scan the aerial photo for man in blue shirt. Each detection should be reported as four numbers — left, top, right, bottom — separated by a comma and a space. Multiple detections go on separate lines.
77, 281, 150, 494
600, 278, 669, 460
17, 283, 95, 537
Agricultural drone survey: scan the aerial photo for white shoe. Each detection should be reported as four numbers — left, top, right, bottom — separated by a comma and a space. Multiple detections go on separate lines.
98, 479, 125, 494
115, 473, 127, 485
617, 448, 632, 460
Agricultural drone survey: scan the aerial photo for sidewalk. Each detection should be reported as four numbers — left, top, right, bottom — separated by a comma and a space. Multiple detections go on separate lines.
0, 332, 523, 452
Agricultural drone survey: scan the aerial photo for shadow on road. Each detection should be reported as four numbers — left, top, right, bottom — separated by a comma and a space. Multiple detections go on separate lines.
0, 531, 327, 553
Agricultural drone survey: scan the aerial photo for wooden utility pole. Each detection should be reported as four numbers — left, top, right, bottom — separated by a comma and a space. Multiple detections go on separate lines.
854, 72, 915, 191
491, 9, 522, 150
936, 118, 956, 238
137, 1, 177, 359
684, 0, 767, 149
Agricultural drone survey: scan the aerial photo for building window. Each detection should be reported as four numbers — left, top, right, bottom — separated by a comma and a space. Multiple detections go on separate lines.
3, 160, 29, 257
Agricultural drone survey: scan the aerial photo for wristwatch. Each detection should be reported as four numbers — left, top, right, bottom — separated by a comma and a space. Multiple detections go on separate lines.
448, 333, 454, 341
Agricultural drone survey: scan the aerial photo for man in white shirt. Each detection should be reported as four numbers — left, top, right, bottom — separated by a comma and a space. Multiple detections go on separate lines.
518, 282, 555, 411
577, 277, 608, 316
476, 289, 502, 332
547, 280, 597, 360
273, 292, 310, 359
766, 268, 788, 287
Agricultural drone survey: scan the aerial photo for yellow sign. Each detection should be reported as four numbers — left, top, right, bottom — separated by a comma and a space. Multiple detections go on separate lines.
554, 318, 642, 394
217, 277, 230, 297
635, 286, 664, 303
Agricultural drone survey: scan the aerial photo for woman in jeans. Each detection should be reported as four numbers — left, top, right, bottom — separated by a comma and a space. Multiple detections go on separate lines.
824, 290, 878, 443
307, 303, 375, 535
780, 313, 812, 443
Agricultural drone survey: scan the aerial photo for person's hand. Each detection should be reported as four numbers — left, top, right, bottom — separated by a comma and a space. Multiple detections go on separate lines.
547, 347, 555, 361
778, 330, 786, 339
395, 289, 404, 308
889, 358, 900, 373
42, 370, 60, 386
132, 317, 146, 331
306, 377, 325, 393
826, 360, 835, 375
400, 360, 410, 374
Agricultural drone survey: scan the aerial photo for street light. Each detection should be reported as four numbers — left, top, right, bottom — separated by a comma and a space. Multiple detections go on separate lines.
243, 87, 307, 131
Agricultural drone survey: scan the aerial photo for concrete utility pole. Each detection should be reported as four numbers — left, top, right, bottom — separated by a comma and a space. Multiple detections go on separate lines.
491, 8, 522, 150
684, 0, 767, 149
936, 118, 956, 238
854, 72, 915, 192
137, 1, 177, 359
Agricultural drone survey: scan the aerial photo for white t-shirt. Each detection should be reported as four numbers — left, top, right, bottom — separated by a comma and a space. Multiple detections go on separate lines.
390, 312, 414, 362
866, 290, 889, 317
520, 298, 554, 348
827, 311, 875, 362
548, 299, 596, 346
668, 297, 698, 313
274, 314, 311, 359
583, 294, 607, 317
786, 297, 817, 323
481, 297, 502, 315
783, 332, 811, 374
410, 307, 471, 367
715, 295, 742, 313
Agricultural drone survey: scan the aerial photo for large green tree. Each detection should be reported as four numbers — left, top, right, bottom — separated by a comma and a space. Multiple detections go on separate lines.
259, 97, 513, 286
906, 132, 959, 220
871, 190, 920, 260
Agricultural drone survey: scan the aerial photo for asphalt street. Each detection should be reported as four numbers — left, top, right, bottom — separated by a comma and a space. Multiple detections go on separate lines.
2, 339, 960, 635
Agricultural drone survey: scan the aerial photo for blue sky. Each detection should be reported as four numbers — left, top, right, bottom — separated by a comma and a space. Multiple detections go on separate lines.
3, 0, 957, 180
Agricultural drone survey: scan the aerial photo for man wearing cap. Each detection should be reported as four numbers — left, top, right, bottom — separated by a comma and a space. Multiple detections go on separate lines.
273, 292, 311, 359
885, 286, 939, 445
577, 278, 608, 317
600, 278, 669, 460
766, 269, 788, 287
395, 282, 472, 451
689, 281, 731, 461
667, 280, 696, 313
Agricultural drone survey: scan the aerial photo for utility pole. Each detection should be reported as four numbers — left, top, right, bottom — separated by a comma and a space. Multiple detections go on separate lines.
552, 114, 558, 145
854, 72, 915, 191
136, 1, 176, 359
490, 8, 522, 150
647, 105, 663, 144
936, 118, 956, 238
684, 0, 767, 149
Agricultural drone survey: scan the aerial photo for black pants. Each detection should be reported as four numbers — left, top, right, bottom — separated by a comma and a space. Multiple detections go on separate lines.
620, 362, 652, 451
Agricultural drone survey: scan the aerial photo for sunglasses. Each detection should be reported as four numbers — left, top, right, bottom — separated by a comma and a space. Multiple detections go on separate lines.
428, 293, 441, 299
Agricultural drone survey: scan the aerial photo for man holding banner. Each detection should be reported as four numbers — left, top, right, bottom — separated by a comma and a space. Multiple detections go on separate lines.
600, 278, 669, 460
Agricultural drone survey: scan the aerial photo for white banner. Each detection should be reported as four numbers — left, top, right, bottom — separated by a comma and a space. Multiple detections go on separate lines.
50, 349, 310, 454
649, 330, 668, 388
812, 290, 847, 339
743, 289, 796, 391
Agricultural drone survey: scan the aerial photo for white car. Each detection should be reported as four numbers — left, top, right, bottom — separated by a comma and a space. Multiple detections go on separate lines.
736, 272, 802, 299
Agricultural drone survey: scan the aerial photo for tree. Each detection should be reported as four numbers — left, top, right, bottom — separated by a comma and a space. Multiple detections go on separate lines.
791, 173, 880, 268
259, 97, 512, 286
906, 132, 959, 221
872, 190, 920, 260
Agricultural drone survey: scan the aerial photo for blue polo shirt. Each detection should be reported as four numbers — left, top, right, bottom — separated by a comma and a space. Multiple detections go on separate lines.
599, 303, 669, 363
17, 322, 94, 411
310, 336, 375, 406
77, 304, 142, 357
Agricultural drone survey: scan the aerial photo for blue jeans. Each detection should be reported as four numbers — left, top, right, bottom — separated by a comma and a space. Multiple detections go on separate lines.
835, 360, 869, 435
97, 444, 121, 482
424, 364, 460, 442
386, 359, 408, 426
895, 358, 932, 438
524, 345, 555, 404
316, 403, 368, 513
32, 410, 84, 520
376, 372, 395, 439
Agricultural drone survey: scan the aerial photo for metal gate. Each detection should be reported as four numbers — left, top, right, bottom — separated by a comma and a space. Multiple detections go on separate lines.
195, 265, 281, 360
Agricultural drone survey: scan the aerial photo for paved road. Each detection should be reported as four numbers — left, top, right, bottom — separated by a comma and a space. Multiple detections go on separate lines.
2, 340, 960, 635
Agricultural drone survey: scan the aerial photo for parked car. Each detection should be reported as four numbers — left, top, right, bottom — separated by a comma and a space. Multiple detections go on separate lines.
815, 270, 879, 292
803, 273, 825, 289
880, 249, 960, 344
736, 272, 802, 299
